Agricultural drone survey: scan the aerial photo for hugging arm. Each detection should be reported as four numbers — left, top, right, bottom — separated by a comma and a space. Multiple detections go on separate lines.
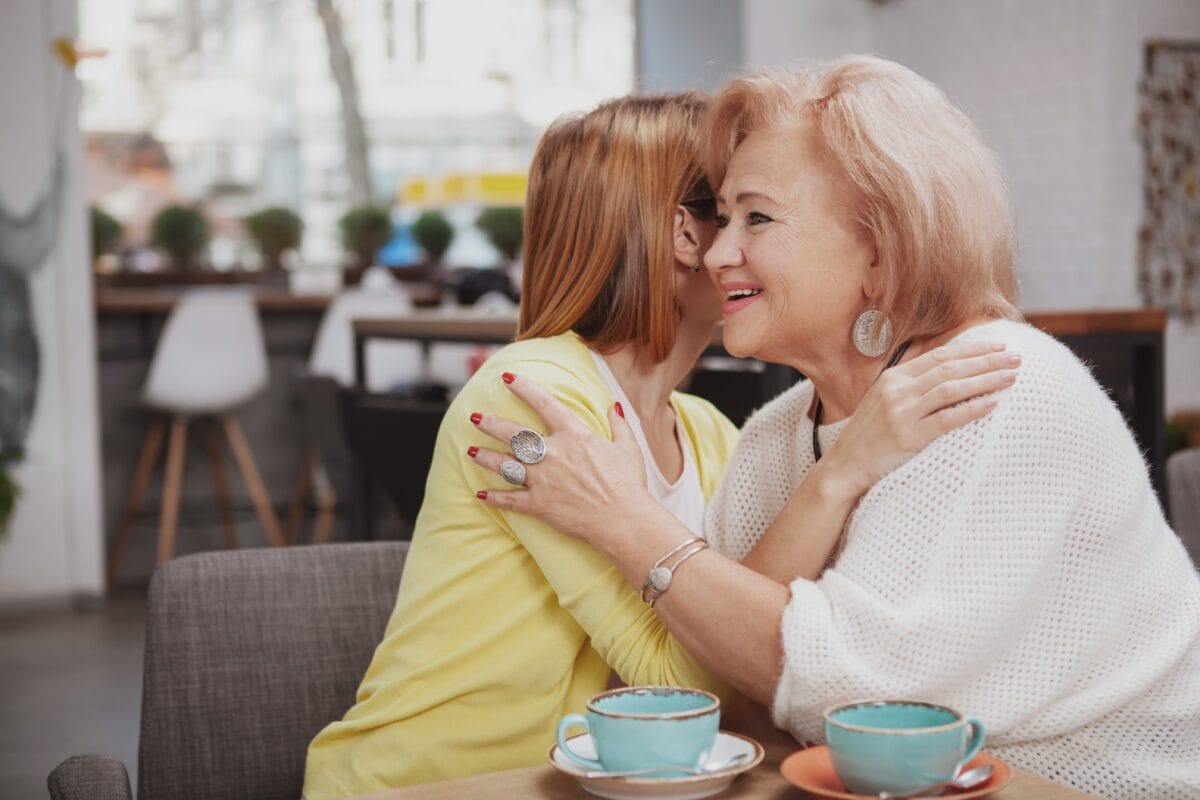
741, 341, 1019, 583
463, 365, 729, 696
473, 399, 788, 705
472, 340, 1018, 705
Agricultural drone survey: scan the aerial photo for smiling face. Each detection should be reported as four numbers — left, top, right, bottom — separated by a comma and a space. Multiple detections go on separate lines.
705, 122, 876, 369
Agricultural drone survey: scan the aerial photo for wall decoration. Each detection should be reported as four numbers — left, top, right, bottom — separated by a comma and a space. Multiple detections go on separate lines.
1138, 40, 1200, 320
0, 6, 104, 532
0, 153, 66, 464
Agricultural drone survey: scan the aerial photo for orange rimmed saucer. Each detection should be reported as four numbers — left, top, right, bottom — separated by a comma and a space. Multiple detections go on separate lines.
780, 747, 1012, 799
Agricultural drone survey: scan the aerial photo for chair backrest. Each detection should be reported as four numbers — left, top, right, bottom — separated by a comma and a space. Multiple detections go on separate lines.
142, 289, 269, 413
291, 369, 356, 501
308, 287, 420, 392
338, 389, 446, 525
1168, 447, 1200, 567
137, 542, 408, 800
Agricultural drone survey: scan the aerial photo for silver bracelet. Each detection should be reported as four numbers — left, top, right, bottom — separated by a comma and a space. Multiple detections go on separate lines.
649, 537, 702, 570
641, 539, 709, 606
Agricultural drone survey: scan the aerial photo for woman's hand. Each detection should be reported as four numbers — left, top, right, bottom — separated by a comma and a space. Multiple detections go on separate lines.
467, 375, 654, 546
818, 339, 1019, 502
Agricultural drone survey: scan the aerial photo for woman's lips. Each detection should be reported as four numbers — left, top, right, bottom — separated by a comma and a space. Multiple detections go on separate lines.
722, 290, 763, 314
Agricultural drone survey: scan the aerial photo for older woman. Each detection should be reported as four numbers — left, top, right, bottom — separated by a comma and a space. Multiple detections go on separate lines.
471, 57, 1200, 798
303, 90, 1012, 797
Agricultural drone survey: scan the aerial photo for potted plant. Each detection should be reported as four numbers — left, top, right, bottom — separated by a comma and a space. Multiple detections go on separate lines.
90, 205, 123, 262
245, 207, 304, 271
411, 210, 455, 266
475, 206, 523, 264
151, 205, 210, 271
0, 451, 20, 537
339, 205, 393, 272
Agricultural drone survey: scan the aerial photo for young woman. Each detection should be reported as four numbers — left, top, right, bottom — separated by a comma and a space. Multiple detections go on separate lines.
301, 93, 736, 797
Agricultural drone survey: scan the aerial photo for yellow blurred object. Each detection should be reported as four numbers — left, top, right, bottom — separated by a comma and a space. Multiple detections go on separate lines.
52, 37, 107, 70
399, 172, 527, 207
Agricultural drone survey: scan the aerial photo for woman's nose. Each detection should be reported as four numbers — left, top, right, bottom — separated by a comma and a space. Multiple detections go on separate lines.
704, 228, 742, 273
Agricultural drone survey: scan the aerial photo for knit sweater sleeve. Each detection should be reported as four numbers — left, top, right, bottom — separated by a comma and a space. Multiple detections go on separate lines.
769, 324, 1200, 755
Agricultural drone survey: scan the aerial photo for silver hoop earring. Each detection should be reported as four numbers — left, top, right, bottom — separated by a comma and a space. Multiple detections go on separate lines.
852, 307, 893, 357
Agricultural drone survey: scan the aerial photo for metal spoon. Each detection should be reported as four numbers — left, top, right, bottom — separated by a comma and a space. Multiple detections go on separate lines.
582, 751, 751, 779
877, 764, 995, 799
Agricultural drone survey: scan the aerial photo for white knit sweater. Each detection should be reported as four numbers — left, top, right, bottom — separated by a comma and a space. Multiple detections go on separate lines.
704, 320, 1200, 799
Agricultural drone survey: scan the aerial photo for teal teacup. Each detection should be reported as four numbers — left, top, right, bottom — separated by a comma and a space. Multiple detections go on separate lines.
555, 686, 720, 776
824, 700, 985, 796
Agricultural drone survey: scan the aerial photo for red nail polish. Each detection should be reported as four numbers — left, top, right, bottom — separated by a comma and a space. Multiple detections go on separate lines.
502, 372, 516, 384
476, 490, 488, 500
467, 446, 479, 458
615, 401, 625, 419
470, 412, 482, 425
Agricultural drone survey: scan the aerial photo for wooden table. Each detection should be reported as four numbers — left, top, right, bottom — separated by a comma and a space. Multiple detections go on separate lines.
94, 286, 335, 315
350, 750, 1097, 800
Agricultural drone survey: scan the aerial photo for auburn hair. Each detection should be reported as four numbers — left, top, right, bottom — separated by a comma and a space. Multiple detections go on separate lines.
705, 56, 1021, 348
518, 93, 713, 362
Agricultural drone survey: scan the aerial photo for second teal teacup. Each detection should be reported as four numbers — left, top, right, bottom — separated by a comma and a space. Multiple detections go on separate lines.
824, 700, 985, 796
555, 686, 720, 776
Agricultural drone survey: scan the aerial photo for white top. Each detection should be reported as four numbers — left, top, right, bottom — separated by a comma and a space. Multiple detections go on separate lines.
590, 351, 706, 536
704, 320, 1200, 799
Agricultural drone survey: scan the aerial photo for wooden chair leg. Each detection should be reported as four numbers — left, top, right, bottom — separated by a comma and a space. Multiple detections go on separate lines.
285, 445, 318, 545
222, 416, 286, 547
156, 416, 189, 565
107, 417, 166, 590
205, 419, 237, 550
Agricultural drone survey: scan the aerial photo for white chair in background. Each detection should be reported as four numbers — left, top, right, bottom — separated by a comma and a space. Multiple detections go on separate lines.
307, 284, 421, 392
288, 283, 509, 541
288, 285, 422, 543
107, 289, 285, 588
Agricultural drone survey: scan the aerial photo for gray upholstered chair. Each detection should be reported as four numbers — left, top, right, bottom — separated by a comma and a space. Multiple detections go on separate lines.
47, 542, 408, 800
1168, 447, 1200, 567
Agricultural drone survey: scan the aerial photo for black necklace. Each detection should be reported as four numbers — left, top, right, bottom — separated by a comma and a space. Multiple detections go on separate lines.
812, 341, 912, 462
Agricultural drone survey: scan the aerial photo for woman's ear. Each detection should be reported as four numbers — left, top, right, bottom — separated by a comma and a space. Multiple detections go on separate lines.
673, 205, 703, 267
861, 245, 883, 299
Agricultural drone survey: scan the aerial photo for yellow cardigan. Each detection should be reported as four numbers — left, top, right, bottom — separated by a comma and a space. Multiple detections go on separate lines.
303, 332, 739, 798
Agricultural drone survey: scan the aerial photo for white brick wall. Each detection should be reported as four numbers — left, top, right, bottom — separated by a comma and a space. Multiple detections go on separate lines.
743, 0, 872, 67
741, 0, 1200, 414
0, 0, 104, 602
873, 0, 1132, 311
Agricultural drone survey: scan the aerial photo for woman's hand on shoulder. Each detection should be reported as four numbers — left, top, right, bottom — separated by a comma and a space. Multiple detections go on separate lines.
466, 373, 653, 545
821, 339, 1019, 500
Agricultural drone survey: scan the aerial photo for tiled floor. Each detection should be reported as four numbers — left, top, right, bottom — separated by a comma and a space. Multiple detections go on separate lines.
0, 589, 146, 799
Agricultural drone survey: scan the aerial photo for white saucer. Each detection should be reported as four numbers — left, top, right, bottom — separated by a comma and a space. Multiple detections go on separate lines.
547, 730, 763, 800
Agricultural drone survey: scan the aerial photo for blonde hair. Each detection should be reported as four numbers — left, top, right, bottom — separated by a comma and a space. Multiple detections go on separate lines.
518, 93, 714, 362
705, 56, 1021, 347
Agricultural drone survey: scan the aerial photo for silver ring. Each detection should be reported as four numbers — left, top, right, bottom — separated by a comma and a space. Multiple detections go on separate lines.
500, 460, 526, 485
509, 428, 546, 464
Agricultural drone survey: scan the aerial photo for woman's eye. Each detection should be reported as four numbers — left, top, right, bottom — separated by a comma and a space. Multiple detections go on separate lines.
747, 211, 772, 226
714, 213, 730, 229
